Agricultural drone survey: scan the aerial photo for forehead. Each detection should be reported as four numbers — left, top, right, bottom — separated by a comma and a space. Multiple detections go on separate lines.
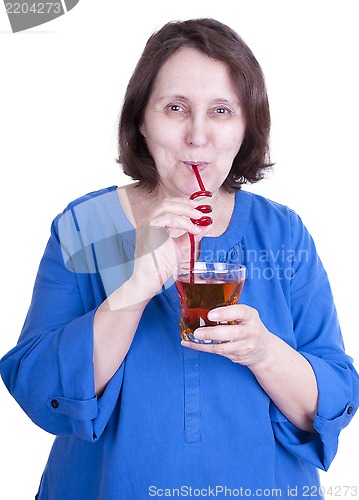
151, 47, 237, 98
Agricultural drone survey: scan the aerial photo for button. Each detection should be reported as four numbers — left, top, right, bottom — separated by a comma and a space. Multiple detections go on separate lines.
51, 399, 59, 409
347, 406, 354, 415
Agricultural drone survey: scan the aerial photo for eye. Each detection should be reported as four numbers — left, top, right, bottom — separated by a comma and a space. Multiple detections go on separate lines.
164, 102, 189, 119
214, 107, 230, 115
166, 104, 186, 113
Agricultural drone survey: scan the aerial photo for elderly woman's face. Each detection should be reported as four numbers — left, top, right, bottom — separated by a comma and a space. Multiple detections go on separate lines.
140, 47, 246, 196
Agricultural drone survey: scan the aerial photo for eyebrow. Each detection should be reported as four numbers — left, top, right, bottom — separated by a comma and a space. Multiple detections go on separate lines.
157, 95, 241, 106
213, 98, 241, 106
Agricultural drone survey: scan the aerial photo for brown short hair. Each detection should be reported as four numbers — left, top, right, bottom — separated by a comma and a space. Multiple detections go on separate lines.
117, 18, 272, 192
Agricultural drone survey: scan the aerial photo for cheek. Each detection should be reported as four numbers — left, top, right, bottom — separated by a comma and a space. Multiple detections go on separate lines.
146, 128, 178, 156
217, 122, 245, 151
218, 135, 244, 158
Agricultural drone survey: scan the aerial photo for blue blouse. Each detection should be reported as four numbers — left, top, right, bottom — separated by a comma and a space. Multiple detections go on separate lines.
1, 186, 358, 499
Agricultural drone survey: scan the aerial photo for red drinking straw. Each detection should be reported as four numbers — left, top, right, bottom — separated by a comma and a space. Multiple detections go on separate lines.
188, 165, 213, 280
192, 164, 206, 191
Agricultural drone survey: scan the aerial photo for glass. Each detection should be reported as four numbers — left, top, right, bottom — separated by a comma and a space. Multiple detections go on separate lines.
174, 262, 246, 344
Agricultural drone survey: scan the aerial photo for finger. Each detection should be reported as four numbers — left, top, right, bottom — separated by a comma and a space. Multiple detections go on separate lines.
154, 198, 206, 220
181, 339, 259, 366
207, 304, 256, 323
193, 324, 244, 343
181, 339, 237, 357
150, 213, 203, 234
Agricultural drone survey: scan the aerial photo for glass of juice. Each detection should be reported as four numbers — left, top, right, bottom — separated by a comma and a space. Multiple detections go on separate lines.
174, 262, 246, 344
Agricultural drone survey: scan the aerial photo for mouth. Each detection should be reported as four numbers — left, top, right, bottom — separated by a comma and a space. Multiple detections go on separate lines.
182, 161, 209, 172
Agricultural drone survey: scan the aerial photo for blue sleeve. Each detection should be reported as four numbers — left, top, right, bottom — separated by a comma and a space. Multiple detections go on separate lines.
270, 210, 359, 470
0, 217, 124, 442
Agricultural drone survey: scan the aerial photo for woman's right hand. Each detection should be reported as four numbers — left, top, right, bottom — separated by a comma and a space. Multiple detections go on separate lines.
94, 196, 211, 394
129, 197, 210, 302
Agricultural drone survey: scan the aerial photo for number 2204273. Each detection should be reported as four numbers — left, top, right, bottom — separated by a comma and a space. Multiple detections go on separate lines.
302, 485, 357, 496
5, 3, 61, 14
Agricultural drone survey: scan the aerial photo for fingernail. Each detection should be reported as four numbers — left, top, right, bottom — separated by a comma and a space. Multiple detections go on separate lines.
194, 329, 205, 339
207, 310, 219, 321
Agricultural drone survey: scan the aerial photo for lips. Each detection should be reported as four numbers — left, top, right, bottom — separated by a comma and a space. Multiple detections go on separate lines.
182, 161, 209, 171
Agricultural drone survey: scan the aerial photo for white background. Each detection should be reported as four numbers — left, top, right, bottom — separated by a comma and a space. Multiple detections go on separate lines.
0, 0, 358, 498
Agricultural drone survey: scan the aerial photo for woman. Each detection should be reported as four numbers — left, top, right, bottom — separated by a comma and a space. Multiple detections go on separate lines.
1, 18, 358, 499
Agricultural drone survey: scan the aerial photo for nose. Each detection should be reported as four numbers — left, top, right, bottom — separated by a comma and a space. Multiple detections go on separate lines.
185, 113, 210, 147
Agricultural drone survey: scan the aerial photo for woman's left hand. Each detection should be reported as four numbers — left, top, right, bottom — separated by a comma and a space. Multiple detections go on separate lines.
182, 303, 319, 432
181, 304, 271, 366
